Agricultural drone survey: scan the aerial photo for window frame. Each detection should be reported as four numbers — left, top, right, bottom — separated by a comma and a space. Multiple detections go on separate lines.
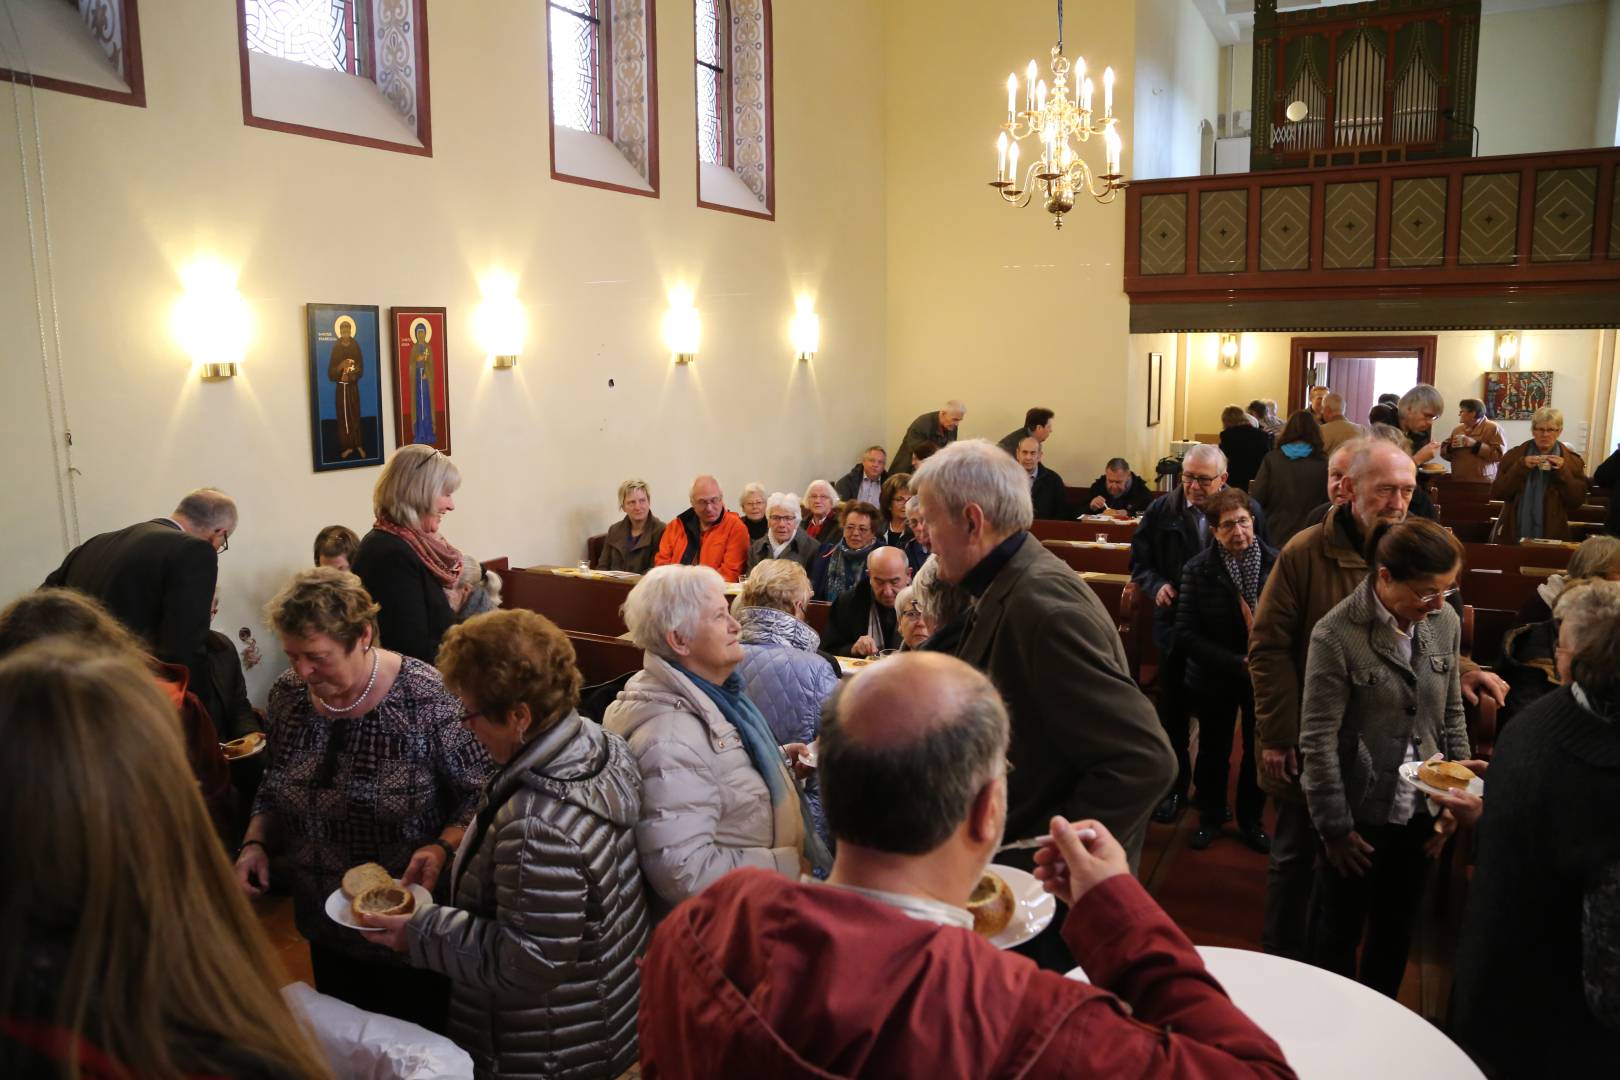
546, 0, 661, 199
0, 0, 146, 108
547, 0, 607, 137
694, 0, 730, 169
235, 0, 433, 157
694, 0, 773, 221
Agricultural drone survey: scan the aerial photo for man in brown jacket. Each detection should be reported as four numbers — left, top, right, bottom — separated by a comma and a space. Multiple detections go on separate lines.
914, 441, 1175, 875
1250, 439, 1507, 959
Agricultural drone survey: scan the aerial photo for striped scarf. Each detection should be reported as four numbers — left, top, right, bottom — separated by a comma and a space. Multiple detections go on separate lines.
1220, 542, 1263, 611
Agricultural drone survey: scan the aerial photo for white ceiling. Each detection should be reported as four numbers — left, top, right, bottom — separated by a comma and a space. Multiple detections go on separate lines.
1192, 0, 1598, 47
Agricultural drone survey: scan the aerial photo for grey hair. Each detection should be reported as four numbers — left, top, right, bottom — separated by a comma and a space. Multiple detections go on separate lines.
172, 488, 237, 532
616, 478, 650, 510
1322, 392, 1345, 414
1530, 406, 1563, 430
1398, 384, 1444, 418
910, 554, 972, 630
1555, 580, 1620, 686
1367, 424, 1413, 455
740, 482, 767, 503
944, 399, 967, 416
1105, 457, 1131, 473
1347, 435, 1416, 481
373, 444, 462, 529
904, 494, 920, 515
805, 479, 836, 503
1568, 535, 1620, 581
911, 440, 1032, 535
1459, 398, 1485, 416
894, 585, 918, 617
620, 565, 723, 657
766, 491, 801, 518
737, 559, 811, 616
1184, 443, 1227, 474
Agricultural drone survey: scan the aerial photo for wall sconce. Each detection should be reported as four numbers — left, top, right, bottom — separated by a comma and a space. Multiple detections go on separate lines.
1219, 333, 1241, 368
664, 299, 701, 364
789, 302, 820, 362
1494, 330, 1520, 370
475, 279, 526, 369
173, 257, 250, 379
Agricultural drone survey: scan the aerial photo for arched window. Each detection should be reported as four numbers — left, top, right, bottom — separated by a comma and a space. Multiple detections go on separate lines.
547, 0, 659, 197
694, 0, 772, 219
237, 0, 431, 156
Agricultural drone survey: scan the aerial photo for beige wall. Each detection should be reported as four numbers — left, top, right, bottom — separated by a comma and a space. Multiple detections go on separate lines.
1133, 0, 1222, 180
1181, 329, 1607, 456
1, 0, 888, 700
882, 0, 1155, 489
1477, 1, 1608, 155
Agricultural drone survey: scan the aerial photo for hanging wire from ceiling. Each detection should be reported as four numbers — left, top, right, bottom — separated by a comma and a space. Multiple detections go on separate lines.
0, 0, 82, 551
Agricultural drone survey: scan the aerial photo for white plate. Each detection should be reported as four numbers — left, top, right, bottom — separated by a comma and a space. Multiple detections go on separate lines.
325, 883, 431, 932
1398, 760, 1483, 799
984, 864, 1056, 950
836, 655, 879, 675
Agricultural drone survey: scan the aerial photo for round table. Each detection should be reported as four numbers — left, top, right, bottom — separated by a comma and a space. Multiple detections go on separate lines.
1069, 946, 1482, 1078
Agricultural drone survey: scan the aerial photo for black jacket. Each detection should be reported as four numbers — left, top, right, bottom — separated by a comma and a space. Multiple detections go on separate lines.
1083, 473, 1155, 515
1595, 445, 1620, 537
746, 529, 819, 571
595, 514, 665, 574
1173, 542, 1278, 692
42, 519, 221, 722
833, 463, 887, 503
1130, 489, 1267, 650
1219, 425, 1273, 492
352, 528, 455, 663
1028, 465, 1070, 520
818, 580, 898, 656
205, 629, 259, 741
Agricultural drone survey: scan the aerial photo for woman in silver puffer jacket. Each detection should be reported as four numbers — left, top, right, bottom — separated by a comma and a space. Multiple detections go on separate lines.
362, 609, 648, 1080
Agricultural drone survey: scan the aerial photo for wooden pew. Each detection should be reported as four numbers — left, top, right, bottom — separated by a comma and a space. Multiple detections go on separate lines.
567, 631, 644, 685
1459, 541, 1574, 573
1460, 568, 1544, 663
1043, 540, 1133, 575
1032, 518, 1139, 543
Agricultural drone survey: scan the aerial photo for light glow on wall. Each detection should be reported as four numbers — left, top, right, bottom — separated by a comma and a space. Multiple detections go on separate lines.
664, 289, 701, 363
172, 257, 250, 378
790, 297, 820, 361
475, 273, 526, 367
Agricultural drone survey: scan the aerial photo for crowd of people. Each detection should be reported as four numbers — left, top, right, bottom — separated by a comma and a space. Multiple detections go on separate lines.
4, 391, 1620, 1077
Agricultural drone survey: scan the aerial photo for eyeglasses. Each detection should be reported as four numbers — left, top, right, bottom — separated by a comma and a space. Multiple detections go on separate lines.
460, 708, 485, 725
767, 514, 798, 523
217, 531, 231, 554
1214, 518, 1252, 533
1404, 583, 1460, 606
1182, 472, 1221, 487
1531, 427, 1562, 435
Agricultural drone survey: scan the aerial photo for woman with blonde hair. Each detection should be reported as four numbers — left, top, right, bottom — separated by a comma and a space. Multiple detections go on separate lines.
1492, 406, 1590, 541
0, 642, 333, 1079
595, 478, 664, 574
352, 443, 465, 661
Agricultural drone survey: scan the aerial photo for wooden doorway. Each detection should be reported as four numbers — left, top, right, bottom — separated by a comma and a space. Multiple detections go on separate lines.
1288, 336, 1437, 426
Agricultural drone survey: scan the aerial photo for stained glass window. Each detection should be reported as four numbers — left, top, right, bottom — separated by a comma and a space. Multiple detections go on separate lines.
695, 0, 726, 165
550, 0, 601, 134
244, 0, 364, 77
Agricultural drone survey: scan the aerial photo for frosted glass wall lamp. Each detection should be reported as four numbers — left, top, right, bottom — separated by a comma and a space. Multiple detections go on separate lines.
790, 300, 820, 362
665, 296, 701, 364
174, 257, 250, 380
1494, 331, 1520, 370
1219, 333, 1241, 368
475, 277, 526, 370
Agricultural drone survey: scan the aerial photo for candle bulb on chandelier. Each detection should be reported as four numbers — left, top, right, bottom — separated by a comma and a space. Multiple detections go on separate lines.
1007, 73, 1017, 122
1074, 56, 1087, 102
997, 131, 1008, 182
1036, 80, 1047, 114
1104, 67, 1115, 117
1026, 60, 1037, 111
1008, 140, 1020, 189
1082, 77, 1093, 114
1105, 123, 1121, 176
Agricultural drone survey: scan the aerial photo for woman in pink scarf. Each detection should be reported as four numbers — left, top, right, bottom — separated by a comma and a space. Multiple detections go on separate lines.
352, 444, 466, 661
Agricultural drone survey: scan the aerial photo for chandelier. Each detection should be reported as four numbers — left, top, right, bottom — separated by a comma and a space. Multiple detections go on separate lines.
990, 0, 1126, 228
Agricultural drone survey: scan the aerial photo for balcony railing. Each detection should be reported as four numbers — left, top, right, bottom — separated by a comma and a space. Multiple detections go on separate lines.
1123, 147, 1620, 332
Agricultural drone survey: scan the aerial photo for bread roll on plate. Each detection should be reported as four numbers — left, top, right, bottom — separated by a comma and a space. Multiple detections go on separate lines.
967, 870, 1016, 937
1417, 760, 1476, 792
341, 862, 393, 899
351, 884, 415, 920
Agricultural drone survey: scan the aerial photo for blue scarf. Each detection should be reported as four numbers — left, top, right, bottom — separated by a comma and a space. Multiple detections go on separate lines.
670, 661, 833, 873
823, 542, 875, 604
1280, 441, 1314, 460
1517, 441, 1562, 540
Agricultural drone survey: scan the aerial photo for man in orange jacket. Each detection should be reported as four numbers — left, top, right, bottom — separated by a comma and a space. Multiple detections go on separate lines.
654, 475, 751, 582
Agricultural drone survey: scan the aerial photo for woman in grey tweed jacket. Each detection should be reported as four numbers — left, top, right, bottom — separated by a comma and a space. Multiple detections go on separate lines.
1298, 518, 1472, 998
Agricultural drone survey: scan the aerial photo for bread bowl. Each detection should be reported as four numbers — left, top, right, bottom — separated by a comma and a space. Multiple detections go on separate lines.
341, 862, 394, 899
967, 870, 1016, 937
351, 883, 415, 920
1417, 759, 1477, 792
220, 731, 265, 759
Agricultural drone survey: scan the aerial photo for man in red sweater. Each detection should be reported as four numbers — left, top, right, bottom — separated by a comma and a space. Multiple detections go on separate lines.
638, 652, 1295, 1078
653, 474, 750, 582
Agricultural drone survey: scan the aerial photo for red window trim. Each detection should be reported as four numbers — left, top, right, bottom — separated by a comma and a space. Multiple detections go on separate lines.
0, 0, 146, 109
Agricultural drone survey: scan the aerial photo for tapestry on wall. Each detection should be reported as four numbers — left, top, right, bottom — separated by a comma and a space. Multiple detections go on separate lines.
389, 307, 450, 453
306, 304, 385, 472
1482, 370, 1553, 421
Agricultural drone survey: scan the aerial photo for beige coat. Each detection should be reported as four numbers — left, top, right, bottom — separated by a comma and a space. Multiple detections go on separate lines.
603, 652, 803, 913
1319, 417, 1362, 455
1440, 418, 1506, 482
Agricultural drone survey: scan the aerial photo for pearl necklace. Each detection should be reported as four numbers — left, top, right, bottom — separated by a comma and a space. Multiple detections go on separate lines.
314, 648, 380, 714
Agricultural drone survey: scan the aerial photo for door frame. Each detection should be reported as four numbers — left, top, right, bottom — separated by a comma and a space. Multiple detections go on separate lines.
1287, 335, 1438, 414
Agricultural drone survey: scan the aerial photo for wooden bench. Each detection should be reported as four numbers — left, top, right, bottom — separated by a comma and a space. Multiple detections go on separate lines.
1032, 518, 1139, 543
568, 631, 644, 685
1460, 541, 1574, 573
1043, 540, 1133, 575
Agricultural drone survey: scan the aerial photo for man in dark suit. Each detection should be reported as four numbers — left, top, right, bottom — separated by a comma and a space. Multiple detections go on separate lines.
1131, 446, 1265, 825
820, 546, 910, 657
1014, 436, 1069, 521
913, 440, 1173, 874
43, 488, 236, 725
832, 445, 889, 505
1083, 457, 1156, 516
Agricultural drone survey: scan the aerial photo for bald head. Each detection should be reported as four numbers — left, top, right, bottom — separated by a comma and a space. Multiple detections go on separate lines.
1327, 442, 1355, 506
822, 653, 1009, 854
690, 475, 723, 526
866, 546, 911, 607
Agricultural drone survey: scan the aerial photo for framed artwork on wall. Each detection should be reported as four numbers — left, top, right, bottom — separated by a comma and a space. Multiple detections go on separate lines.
306, 303, 384, 472
1147, 351, 1163, 427
389, 307, 450, 453
1482, 370, 1553, 421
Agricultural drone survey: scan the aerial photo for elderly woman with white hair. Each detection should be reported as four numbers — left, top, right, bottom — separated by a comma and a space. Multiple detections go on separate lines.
1492, 406, 1590, 541
352, 443, 465, 662
595, 478, 665, 574
604, 566, 831, 911
739, 482, 769, 542
801, 479, 838, 542
1397, 384, 1446, 468
746, 492, 819, 570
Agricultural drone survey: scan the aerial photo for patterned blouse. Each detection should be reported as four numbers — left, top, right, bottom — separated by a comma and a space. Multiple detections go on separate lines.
253, 656, 493, 958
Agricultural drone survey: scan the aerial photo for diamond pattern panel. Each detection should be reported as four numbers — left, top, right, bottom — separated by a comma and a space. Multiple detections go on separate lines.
1139, 194, 1187, 276
1390, 177, 1446, 268
1199, 190, 1248, 274
1458, 173, 1519, 266
1323, 182, 1377, 269
1531, 168, 1597, 263
1260, 186, 1310, 271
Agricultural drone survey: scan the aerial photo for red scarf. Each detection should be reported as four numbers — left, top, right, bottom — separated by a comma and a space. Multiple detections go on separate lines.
373, 516, 463, 588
